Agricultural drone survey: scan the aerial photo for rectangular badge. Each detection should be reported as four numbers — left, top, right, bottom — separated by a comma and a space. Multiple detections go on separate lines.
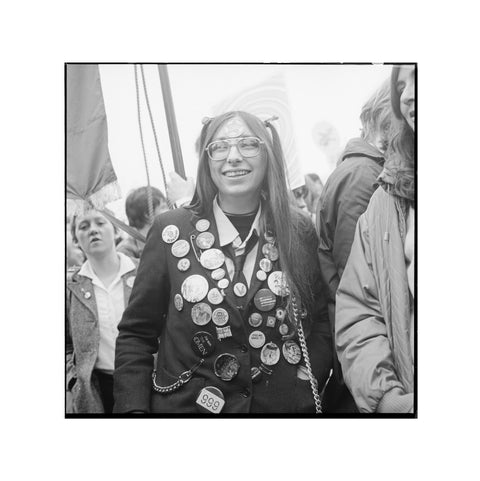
196, 388, 225, 414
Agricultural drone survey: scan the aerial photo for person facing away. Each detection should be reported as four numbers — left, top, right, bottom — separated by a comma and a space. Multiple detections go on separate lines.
335, 65, 415, 413
113, 110, 332, 414
116, 186, 168, 259
316, 77, 392, 413
66, 208, 137, 413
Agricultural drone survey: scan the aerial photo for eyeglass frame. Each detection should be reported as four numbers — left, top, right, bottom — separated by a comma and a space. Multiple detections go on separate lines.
205, 136, 265, 161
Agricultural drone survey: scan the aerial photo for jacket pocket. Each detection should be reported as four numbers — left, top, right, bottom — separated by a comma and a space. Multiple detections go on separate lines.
293, 377, 316, 413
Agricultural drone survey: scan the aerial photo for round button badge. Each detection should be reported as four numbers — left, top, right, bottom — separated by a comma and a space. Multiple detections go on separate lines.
249, 331, 266, 349
256, 270, 267, 281
214, 353, 240, 381
212, 308, 229, 326
268, 271, 290, 297
162, 225, 179, 244
260, 342, 281, 366
177, 258, 191, 272
259, 258, 272, 273
174, 293, 183, 311
191, 302, 212, 326
218, 278, 229, 290
196, 232, 215, 250
248, 312, 263, 328
171, 239, 190, 258
233, 282, 247, 297
191, 331, 215, 358
253, 288, 277, 312
200, 249, 225, 270
208, 288, 224, 305
195, 219, 210, 232
181, 275, 209, 303
282, 340, 302, 365
211, 268, 226, 281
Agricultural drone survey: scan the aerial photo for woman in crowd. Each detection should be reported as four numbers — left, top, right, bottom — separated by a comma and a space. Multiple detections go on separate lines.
66, 208, 137, 413
335, 65, 415, 413
114, 111, 332, 414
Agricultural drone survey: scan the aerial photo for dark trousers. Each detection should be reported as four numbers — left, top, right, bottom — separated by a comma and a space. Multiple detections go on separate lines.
94, 370, 114, 414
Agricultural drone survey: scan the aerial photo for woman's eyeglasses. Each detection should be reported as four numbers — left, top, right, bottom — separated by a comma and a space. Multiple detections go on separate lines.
205, 137, 264, 161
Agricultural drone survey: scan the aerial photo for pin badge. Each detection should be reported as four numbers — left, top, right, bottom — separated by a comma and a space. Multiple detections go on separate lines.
126, 276, 135, 288
211, 268, 226, 281
196, 232, 215, 250
174, 293, 184, 311
212, 308, 229, 326
208, 288, 224, 305
83, 291, 91, 299
259, 258, 272, 273
275, 307, 287, 322
268, 271, 290, 297
266, 316, 276, 328
214, 353, 240, 381
191, 331, 215, 357
171, 239, 190, 258
196, 386, 225, 414
264, 231, 275, 243
162, 225, 179, 244
191, 302, 212, 326
248, 312, 263, 328
260, 342, 280, 366
181, 275, 209, 303
177, 258, 191, 272
266, 245, 279, 261
216, 325, 232, 340
279, 323, 289, 336
253, 288, 276, 312
233, 282, 247, 297
249, 331, 266, 349
251, 366, 262, 383
200, 249, 225, 270
282, 340, 302, 365
256, 270, 267, 281
217, 278, 229, 290
195, 219, 210, 232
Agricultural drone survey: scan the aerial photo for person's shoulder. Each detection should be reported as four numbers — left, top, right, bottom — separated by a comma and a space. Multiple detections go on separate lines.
154, 206, 193, 226
67, 265, 81, 283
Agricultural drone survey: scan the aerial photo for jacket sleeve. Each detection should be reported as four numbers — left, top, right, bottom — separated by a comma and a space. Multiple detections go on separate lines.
114, 217, 170, 413
65, 289, 76, 391
335, 214, 412, 413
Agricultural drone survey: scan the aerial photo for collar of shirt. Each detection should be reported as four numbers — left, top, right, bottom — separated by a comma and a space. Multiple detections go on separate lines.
78, 252, 135, 291
212, 196, 262, 249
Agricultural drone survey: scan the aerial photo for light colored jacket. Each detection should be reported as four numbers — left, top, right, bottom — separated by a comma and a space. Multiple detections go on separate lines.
335, 185, 414, 413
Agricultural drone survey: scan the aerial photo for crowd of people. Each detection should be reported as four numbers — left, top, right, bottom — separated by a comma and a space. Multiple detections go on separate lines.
66, 64, 415, 415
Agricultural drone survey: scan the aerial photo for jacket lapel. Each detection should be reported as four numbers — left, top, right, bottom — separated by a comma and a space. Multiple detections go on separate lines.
68, 275, 97, 319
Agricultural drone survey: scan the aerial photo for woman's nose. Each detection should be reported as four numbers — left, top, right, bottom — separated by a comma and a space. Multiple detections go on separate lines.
402, 78, 415, 105
226, 143, 242, 163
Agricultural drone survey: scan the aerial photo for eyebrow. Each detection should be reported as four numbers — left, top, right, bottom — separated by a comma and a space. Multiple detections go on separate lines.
214, 133, 250, 140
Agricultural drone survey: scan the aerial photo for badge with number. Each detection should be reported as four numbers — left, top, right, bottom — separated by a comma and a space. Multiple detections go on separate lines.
191, 302, 212, 326
196, 386, 225, 414
181, 275, 209, 303
214, 353, 240, 381
268, 271, 290, 297
249, 331, 266, 349
174, 293, 183, 311
208, 287, 224, 305
171, 239, 190, 258
253, 289, 276, 312
200, 249, 225, 270
212, 308, 229, 326
282, 340, 302, 365
177, 258, 191, 272
162, 225, 179, 244
191, 331, 215, 357
195, 219, 210, 233
196, 232, 215, 250
260, 342, 280, 366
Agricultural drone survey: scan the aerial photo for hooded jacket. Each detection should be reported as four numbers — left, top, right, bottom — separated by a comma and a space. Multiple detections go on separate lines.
316, 138, 385, 411
335, 168, 414, 413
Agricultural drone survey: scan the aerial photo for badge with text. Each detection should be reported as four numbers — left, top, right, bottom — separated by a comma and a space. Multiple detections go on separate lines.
254, 289, 276, 312
196, 386, 225, 414
162, 225, 179, 244
181, 275, 209, 303
249, 330, 266, 349
191, 331, 215, 357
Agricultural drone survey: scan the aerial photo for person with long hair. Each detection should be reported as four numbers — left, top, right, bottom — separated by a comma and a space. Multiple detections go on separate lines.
335, 65, 415, 413
66, 209, 137, 413
113, 111, 332, 414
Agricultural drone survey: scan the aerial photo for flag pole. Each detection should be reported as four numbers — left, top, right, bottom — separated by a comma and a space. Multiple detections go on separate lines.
157, 64, 186, 180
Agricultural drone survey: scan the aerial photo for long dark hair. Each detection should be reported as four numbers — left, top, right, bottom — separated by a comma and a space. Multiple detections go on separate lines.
189, 111, 317, 316
385, 66, 415, 204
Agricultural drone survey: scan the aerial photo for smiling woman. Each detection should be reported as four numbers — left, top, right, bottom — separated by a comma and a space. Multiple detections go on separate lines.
113, 110, 333, 415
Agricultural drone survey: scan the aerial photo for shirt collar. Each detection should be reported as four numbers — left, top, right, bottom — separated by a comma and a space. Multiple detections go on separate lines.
78, 252, 135, 287
212, 196, 262, 247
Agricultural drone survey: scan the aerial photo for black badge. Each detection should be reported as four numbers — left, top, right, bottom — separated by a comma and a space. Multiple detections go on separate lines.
191, 331, 215, 358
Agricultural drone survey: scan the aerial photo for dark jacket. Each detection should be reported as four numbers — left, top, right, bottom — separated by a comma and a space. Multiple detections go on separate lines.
316, 138, 385, 412
114, 207, 332, 414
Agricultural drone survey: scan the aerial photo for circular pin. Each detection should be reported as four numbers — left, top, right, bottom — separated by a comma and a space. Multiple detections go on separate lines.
268, 271, 290, 297
233, 282, 247, 297
162, 225, 179, 244
279, 323, 289, 336
181, 275, 209, 303
212, 308, 229, 326
195, 219, 210, 232
218, 278, 229, 290
208, 288, 224, 305
275, 307, 287, 322
174, 293, 183, 311
191, 331, 215, 357
83, 291, 91, 299
251, 366, 262, 383
256, 270, 267, 281
248, 312, 263, 328
260, 342, 281, 366
200, 249, 225, 270
259, 258, 272, 273
267, 245, 279, 261
126, 276, 135, 288
211, 268, 226, 281
191, 302, 212, 326
264, 231, 275, 243
171, 239, 190, 258
282, 340, 302, 365
177, 258, 191, 272
249, 330, 266, 349
214, 353, 240, 381
196, 232, 215, 250
253, 288, 277, 312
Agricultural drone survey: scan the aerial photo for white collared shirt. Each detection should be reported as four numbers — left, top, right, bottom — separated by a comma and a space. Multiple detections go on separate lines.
78, 252, 135, 373
212, 197, 262, 287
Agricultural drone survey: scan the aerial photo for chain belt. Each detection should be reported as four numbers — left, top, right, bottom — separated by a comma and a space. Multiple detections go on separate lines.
152, 359, 204, 394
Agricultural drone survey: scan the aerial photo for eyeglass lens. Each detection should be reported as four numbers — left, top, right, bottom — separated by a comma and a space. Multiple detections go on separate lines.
208, 137, 260, 160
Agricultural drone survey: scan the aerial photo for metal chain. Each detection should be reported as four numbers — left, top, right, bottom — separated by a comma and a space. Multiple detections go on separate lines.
152, 359, 204, 394
134, 65, 154, 223
291, 294, 323, 414
139, 65, 173, 210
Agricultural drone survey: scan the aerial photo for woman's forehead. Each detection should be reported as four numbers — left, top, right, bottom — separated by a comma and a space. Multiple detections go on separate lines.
215, 116, 252, 139
77, 210, 105, 223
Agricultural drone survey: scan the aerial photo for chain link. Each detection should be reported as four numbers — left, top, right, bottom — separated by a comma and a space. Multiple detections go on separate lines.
291, 295, 323, 414
152, 359, 204, 394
